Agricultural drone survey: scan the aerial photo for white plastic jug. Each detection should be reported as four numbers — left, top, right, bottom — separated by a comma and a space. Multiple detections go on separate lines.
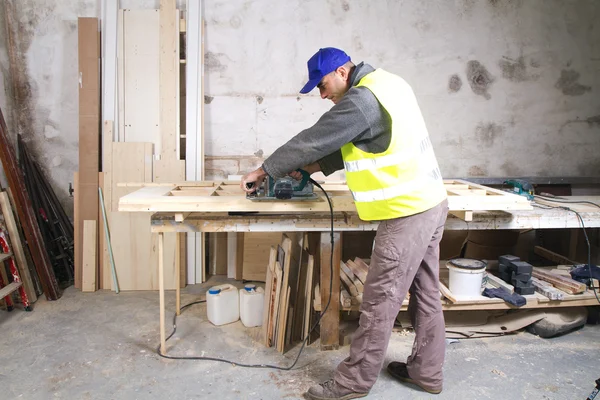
206, 284, 240, 326
239, 284, 265, 328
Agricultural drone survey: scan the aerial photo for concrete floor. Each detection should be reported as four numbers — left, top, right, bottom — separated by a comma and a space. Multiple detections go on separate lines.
2, 281, 599, 400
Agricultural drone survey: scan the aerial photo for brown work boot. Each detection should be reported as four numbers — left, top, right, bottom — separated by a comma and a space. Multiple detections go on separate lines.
305, 379, 369, 400
387, 361, 442, 394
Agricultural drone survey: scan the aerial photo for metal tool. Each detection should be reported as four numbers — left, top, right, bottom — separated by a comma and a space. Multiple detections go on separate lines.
246, 169, 318, 201
504, 179, 534, 200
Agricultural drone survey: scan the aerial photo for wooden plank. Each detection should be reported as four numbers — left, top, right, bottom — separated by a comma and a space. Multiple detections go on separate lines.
352, 258, 370, 279
78, 17, 100, 290
531, 277, 564, 300
270, 261, 283, 348
292, 246, 309, 342
532, 267, 586, 294
82, 220, 97, 292
303, 253, 314, 341
159, 0, 179, 162
0, 191, 36, 302
320, 232, 341, 350
438, 280, 457, 303
534, 246, 577, 266
122, 10, 160, 144
340, 266, 359, 297
261, 246, 277, 346
345, 259, 367, 283
276, 236, 292, 353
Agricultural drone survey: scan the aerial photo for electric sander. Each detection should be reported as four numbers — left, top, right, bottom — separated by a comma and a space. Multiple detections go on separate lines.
246, 169, 318, 201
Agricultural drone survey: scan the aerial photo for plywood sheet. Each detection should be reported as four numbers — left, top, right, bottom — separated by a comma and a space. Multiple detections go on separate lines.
242, 233, 283, 282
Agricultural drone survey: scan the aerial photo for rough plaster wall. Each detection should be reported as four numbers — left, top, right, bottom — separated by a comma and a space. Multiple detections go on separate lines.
202, 0, 600, 179
0, 0, 598, 217
0, 0, 97, 219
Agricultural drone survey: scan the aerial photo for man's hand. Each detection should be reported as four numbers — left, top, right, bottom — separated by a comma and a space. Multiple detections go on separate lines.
241, 167, 268, 193
288, 162, 321, 180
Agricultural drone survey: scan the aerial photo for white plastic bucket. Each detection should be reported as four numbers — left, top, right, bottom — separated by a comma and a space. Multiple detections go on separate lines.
447, 258, 487, 298
206, 284, 240, 326
239, 284, 265, 328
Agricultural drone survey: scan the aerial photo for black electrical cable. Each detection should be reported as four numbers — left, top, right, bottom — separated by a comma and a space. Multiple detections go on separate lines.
156, 177, 336, 369
532, 202, 600, 304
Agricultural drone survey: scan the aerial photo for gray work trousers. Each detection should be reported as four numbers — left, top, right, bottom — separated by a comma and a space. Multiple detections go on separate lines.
334, 199, 449, 393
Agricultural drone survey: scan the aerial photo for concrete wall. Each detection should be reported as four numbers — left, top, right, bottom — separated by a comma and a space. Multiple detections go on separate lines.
0, 0, 598, 215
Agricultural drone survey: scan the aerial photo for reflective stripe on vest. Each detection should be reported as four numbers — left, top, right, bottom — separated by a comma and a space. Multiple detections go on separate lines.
350, 166, 442, 202
344, 136, 432, 173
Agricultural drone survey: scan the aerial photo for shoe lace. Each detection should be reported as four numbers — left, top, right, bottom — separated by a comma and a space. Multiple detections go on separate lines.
321, 379, 336, 391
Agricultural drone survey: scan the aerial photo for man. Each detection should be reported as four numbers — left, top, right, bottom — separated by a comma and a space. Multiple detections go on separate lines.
241, 47, 449, 400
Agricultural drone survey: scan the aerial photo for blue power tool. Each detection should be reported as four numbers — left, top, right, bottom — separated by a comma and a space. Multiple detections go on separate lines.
504, 179, 534, 200
246, 169, 318, 201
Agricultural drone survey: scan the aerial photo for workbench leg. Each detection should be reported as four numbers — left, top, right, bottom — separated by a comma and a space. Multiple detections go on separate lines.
320, 231, 341, 351
176, 233, 181, 316
158, 232, 166, 355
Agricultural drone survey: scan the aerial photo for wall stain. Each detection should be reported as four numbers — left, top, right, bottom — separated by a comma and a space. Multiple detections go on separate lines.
555, 69, 591, 96
499, 56, 538, 82
468, 165, 487, 176
585, 115, 600, 127
256, 95, 264, 104
205, 52, 228, 72
475, 122, 504, 146
254, 149, 264, 157
204, 95, 214, 104
448, 74, 462, 93
466, 60, 494, 99
341, 1, 350, 11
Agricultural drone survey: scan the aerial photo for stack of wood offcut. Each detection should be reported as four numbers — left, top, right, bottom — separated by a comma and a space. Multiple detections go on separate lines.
261, 233, 318, 353
339, 258, 370, 308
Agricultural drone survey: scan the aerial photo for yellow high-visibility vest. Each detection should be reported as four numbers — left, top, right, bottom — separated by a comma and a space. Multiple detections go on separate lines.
341, 69, 447, 221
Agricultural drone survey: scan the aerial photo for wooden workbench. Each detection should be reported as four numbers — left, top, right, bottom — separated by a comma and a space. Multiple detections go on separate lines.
118, 180, 600, 353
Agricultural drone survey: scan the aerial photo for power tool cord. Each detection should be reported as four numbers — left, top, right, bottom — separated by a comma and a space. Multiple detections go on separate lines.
156, 177, 336, 369
533, 199, 600, 304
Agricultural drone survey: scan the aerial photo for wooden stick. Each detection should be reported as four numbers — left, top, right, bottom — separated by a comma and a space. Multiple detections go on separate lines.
531, 277, 564, 300
439, 280, 457, 303
534, 246, 577, 266
532, 267, 586, 294
82, 220, 97, 292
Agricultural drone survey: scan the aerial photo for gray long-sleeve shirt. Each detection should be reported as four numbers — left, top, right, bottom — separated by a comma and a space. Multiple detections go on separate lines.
261, 63, 392, 179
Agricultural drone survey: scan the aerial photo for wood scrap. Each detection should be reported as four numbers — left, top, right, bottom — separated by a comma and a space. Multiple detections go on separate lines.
339, 267, 359, 297
531, 277, 564, 301
348, 258, 369, 283
532, 267, 587, 294
534, 246, 577, 266
340, 288, 352, 308
261, 246, 277, 347
302, 253, 314, 341
438, 280, 457, 303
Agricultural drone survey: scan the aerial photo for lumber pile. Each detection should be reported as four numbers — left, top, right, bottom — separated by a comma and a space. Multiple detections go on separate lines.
339, 257, 370, 308
532, 267, 587, 295
262, 233, 317, 353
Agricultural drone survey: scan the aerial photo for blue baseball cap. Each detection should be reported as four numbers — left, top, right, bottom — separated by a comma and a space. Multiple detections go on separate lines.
299, 47, 351, 94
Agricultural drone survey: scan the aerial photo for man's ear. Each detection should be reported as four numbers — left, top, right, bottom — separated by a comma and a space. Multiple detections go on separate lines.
336, 66, 350, 80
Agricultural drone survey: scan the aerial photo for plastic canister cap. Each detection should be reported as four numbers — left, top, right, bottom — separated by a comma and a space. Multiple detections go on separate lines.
244, 284, 256, 292
208, 287, 222, 295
